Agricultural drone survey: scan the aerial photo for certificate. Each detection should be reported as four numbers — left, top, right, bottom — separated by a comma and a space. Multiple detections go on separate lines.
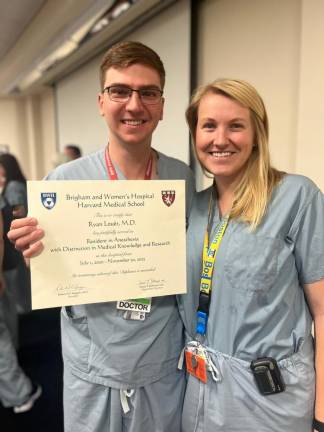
27, 180, 186, 309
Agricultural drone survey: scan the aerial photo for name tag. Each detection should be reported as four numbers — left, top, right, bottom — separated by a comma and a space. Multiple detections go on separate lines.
117, 298, 152, 313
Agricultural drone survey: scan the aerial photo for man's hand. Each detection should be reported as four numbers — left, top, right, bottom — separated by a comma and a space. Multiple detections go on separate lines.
8, 217, 45, 258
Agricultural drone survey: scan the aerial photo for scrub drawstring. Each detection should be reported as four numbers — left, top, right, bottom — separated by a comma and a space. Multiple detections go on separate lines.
178, 347, 185, 370
120, 389, 135, 414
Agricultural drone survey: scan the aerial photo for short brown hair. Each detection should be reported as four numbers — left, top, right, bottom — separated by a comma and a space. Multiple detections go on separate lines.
99, 41, 165, 90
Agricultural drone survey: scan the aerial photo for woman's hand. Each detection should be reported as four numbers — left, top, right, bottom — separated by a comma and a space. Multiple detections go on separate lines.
8, 217, 45, 258
305, 280, 324, 426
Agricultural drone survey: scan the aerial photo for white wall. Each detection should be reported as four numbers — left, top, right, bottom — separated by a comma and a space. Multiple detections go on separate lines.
39, 88, 57, 176
295, 0, 324, 189
56, 0, 191, 163
0, 98, 30, 176
0, 90, 57, 180
55, 55, 105, 156
0, 99, 25, 154
196, 0, 324, 191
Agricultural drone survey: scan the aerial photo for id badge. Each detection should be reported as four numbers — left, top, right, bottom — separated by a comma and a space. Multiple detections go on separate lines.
117, 298, 152, 320
185, 350, 207, 383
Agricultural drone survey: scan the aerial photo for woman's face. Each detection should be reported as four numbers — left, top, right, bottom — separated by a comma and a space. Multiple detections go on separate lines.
195, 92, 254, 187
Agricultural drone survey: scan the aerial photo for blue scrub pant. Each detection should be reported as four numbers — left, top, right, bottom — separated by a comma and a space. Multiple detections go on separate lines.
63, 365, 186, 432
0, 290, 32, 407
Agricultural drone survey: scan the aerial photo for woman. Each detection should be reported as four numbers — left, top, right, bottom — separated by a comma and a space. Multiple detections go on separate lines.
180, 79, 324, 431
0, 153, 27, 218
0, 153, 30, 315
0, 204, 41, 413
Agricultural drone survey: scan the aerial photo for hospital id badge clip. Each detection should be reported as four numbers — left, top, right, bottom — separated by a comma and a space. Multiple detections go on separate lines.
185, 348, 207, 383
122, 310, 146, 321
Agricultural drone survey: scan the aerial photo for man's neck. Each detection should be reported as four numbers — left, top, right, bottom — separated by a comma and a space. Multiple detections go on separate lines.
107, 141, 154, 180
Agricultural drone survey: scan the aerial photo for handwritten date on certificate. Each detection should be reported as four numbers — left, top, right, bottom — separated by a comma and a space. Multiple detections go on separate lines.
28, 180, 186, 309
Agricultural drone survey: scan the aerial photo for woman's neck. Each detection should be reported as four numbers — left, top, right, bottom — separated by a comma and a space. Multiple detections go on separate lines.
214, 180, 235, 217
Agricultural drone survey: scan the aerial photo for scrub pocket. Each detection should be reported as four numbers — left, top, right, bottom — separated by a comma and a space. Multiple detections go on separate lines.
225, 232, 280, 294
182, 337, 314, 432
61, 305, 92, 372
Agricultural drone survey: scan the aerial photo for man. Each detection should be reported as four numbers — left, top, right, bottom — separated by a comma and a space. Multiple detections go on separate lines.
9, 41, 194, 431
63, 144, 82, 161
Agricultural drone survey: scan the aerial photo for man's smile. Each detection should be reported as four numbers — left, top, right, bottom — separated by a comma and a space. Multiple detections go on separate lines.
121, 119, 146, 126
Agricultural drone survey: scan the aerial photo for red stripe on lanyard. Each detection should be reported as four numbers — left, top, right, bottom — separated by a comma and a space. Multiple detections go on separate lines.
104, 147, 153, 180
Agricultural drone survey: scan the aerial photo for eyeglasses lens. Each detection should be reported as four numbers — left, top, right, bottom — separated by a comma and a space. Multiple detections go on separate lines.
107, 86, 161, 104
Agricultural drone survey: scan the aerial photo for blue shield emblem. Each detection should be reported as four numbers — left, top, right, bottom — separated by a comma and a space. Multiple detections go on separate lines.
41, 193, 57, 210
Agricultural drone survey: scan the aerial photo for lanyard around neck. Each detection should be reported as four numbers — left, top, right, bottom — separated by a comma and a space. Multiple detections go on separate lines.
196, 192, 229, 336
104, 147, 153, 180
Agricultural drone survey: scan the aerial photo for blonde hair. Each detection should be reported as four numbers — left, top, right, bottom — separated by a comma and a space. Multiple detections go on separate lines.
186, 79, 284, 228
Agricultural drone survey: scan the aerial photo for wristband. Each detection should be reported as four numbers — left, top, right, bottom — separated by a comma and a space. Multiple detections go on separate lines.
313, 419, 324, 432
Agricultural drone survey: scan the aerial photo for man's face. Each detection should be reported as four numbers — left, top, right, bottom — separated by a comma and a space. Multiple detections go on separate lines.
98, 64, 164, 149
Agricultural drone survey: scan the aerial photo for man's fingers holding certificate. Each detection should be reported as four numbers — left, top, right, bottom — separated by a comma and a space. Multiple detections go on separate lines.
23, 240, 44, 258
8, 217, 45, 258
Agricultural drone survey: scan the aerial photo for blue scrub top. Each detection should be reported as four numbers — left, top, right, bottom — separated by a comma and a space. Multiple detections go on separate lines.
45, 147, 195, 388
179, 174, 324, 361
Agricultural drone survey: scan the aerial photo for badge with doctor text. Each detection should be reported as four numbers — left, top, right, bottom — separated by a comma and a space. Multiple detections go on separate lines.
117, 298, 152, 321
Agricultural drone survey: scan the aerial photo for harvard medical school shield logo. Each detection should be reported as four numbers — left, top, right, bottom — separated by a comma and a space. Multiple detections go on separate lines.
41, 193, 57, 210
161, 190, 175, 207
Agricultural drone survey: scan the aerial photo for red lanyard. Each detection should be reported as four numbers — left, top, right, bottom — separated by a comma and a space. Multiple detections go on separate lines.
104, 147, 153, 180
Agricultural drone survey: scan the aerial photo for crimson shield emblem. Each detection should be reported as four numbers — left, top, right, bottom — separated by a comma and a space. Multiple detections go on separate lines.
161, 190, 175, 207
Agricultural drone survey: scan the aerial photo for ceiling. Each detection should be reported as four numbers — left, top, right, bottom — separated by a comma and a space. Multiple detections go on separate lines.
0, 0, 175, 96
0, 0, 117, 95
0, 0, 46, 60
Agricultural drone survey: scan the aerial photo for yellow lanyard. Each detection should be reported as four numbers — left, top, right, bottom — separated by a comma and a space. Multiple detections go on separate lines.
196, 192, 229, 335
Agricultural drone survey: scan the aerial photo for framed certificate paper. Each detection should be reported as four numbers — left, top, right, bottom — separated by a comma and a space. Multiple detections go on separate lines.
27, 180, 186, 309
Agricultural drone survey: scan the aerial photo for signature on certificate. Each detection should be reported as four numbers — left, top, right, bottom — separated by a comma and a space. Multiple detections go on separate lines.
56, 283, 88, 294
138, 278, 165, 291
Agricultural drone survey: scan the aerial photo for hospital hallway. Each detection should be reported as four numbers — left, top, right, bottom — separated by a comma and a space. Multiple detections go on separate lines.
0, 308, 64, 432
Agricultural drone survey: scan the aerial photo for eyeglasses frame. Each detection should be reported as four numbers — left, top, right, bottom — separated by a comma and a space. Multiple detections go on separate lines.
102, 85, 163, 105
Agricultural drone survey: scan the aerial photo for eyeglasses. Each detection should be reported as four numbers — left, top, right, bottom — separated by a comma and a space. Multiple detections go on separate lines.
103, 85, 163, 105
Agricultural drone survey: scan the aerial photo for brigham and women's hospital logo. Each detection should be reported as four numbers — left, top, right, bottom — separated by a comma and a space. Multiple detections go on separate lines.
41, 193, 56, 210
40, 190, 175, 209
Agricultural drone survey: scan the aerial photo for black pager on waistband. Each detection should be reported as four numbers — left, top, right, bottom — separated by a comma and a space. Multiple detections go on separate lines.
250, 357, 286, 395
